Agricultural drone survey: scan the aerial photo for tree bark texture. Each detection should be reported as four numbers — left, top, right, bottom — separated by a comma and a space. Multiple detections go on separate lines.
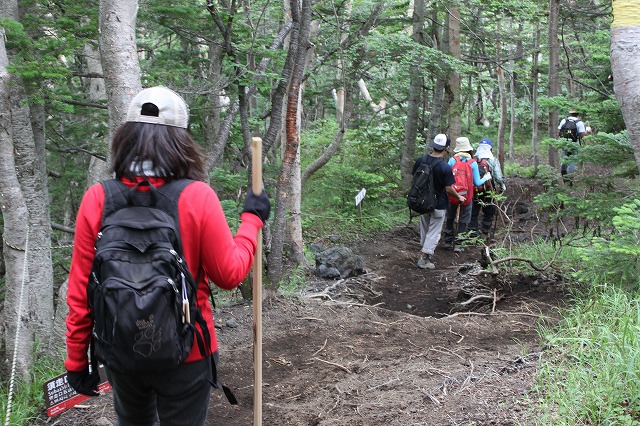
496, 21, 507, 169
267, 0, 311, 287
0, 12, 55, 378
99, 0, 141, 167
83, 42, 110, 186
400, 0, 425, 191
547, 0, 560, 168
446, 3, 461, 145
611, 1, 640, 170
532, 25, 541, 173
426, 5, 445, 148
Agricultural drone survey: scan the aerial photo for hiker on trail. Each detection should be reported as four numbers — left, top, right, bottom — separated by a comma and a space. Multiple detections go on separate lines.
412, 134, 465, 269
64, 86, 270, 425
443, 137, 492, 253
558, 109, 587, 178
469, 138, 506, 240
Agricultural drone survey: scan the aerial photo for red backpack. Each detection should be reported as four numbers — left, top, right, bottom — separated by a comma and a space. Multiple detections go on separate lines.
447, 156, 474, 206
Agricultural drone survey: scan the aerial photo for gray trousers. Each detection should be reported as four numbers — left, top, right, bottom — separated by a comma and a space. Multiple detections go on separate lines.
419, 208, 446, 255
106, 356, 213, 426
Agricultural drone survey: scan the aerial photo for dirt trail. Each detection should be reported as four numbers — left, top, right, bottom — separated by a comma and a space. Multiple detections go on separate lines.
41, 177, 565, 426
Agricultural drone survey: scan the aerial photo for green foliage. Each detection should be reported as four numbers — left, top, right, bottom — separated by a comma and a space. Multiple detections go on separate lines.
535, 131, 637, 228
301, 125, 406, 241
277, 266, 308, 295
208, 167, 249, 231
504, 162, 536, 178
575, 199, 640, 291
536, 290, 640, 424
0, 348, 64, 426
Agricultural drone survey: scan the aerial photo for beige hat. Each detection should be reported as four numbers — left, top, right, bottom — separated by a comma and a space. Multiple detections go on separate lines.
454, 137, 473, 153
126, 86, 189, 129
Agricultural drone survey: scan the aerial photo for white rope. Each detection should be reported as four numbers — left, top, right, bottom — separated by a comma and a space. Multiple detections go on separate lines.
4, 228, 30, 426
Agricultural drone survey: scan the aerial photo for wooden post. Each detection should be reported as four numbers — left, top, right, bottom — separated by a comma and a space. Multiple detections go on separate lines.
251, 137, 263, 426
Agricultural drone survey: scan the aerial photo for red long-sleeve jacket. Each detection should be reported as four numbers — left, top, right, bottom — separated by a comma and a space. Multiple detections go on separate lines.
65, 178, 262, 372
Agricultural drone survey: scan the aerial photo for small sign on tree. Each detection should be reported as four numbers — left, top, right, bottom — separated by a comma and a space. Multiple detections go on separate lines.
355, 188, 366, 217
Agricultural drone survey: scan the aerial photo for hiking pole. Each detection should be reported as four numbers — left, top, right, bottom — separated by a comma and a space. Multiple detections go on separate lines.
251, 136, 263, 426
452, 204, 461, 252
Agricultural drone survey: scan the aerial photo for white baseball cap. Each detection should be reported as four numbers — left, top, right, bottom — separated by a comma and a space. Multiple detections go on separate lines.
126, 86, 189, 129
431, 134, 449, 150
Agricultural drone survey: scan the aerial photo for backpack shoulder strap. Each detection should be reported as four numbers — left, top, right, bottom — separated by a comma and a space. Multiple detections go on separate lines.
100, 179, 129, 221
154, 179, 194, 223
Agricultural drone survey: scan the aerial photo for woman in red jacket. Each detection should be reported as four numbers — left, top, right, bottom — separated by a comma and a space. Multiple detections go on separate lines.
64, 86, 270, 425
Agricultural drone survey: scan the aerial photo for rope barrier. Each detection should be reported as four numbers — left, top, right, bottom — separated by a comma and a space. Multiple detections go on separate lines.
4, 228, 30, 426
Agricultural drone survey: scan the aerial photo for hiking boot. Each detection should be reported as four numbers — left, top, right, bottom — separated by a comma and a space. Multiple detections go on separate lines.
442, 241, 453, 250
417, 254, 435, 269
453, 246, 463, 253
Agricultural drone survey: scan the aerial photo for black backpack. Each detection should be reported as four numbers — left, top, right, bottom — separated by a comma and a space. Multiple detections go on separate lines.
407, 157, 440, 214
88, 179, 210, 373
559, 118, 579, 142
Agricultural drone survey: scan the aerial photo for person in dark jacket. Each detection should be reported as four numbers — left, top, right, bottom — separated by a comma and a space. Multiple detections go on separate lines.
412, 134, 464, 269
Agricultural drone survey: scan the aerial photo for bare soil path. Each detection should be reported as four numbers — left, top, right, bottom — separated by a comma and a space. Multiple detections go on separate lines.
41, 177, 565, 425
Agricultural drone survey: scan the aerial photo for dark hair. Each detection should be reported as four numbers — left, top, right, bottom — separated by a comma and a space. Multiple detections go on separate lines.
111, 122, 206, 181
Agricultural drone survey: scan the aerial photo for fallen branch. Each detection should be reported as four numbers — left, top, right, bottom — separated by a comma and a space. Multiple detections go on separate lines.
448, 326, 465, 344
298, 317, 325, 321
492, 289, 497, 313
313, 357, 352, 374
312, 339, 328, 357
455, 361, 475, 394
458, 294, 495, 306
492, 256, 549, 271
429, 346, 464, 361
443, 310, 554, 320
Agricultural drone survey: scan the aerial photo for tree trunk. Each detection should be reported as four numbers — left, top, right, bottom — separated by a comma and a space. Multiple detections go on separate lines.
426, 6, 445, 149
611, 1, 640, 169
259, 6, 307, 285
0, 12, 55, 379
301, 96, 352, 185
532, 24, 541, 173
267, 0, 306, 288
400, 0, 425, 191
446, 2, 461, 144
497, 66, 507, 169
83, 42, 110, 185
285, 11, 318, 269
496, 21, 507, 169
99, 0, 142, 156
508, 19, 516, 162
547, 0, 560, 168
203, 41, 226, 170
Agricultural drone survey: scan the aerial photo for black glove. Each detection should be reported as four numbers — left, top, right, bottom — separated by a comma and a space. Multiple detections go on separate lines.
242, 188, 271, 223
67, 367, 100, 396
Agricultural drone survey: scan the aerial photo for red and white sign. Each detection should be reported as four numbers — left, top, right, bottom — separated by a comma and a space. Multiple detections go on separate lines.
44, 365, 112, 417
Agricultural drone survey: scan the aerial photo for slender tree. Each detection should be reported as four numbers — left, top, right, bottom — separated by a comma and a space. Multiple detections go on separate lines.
547, 0, 561, 168
445, 1, 461, 144
400, 0, 426, 190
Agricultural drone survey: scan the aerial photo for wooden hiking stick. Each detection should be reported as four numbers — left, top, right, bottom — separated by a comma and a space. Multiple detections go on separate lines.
251, 137, 263, 426
452, 203, 461, 252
